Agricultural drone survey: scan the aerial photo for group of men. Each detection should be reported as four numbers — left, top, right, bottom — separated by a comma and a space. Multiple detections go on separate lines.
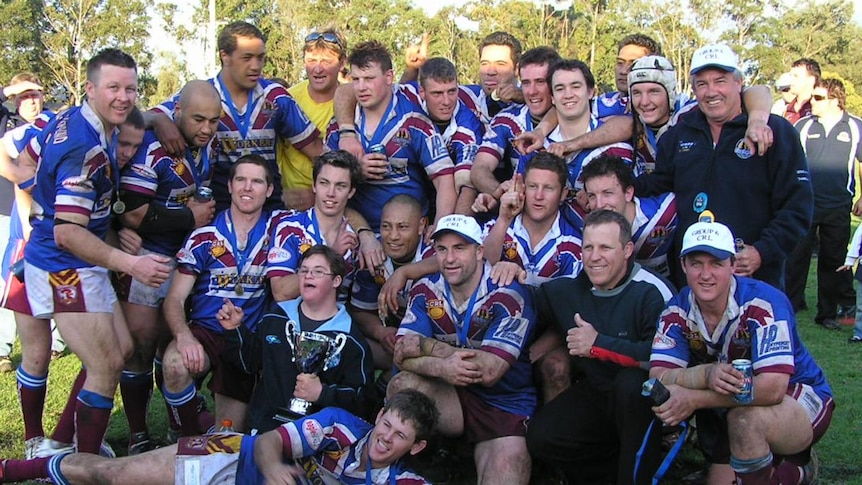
0, 15, 839, 485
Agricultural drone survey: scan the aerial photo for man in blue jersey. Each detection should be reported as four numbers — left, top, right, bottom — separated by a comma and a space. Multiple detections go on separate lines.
650, 221, 832, 485
327, 41, 456, 232
21, 49, 171, 456
147, 21, 324, 212
115, 80, 221, 454
160, 155, 274, 436
388, 214, 538, 484
0, 389, 438, 485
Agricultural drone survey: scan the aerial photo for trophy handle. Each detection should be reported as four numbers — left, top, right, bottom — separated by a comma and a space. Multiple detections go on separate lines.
323, 333, 348, 371
285, 320, 299, 362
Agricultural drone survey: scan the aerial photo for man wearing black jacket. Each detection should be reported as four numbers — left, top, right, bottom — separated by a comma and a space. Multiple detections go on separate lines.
635, 44, 812, 290
218, 244, 375, 433
526, 210, 675, 484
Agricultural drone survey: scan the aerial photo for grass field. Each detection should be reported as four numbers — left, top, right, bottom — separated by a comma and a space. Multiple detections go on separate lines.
0, 263, 860, 484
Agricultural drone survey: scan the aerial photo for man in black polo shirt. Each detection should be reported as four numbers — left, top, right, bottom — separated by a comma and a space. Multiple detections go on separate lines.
786, 78, 862, 328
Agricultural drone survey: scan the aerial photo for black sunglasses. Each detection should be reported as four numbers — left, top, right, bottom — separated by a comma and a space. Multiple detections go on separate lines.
812, 94, 828, 101
305, 32, 344, 49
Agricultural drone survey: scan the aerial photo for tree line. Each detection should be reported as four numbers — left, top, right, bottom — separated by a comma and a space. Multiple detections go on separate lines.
1, 0, 860, 113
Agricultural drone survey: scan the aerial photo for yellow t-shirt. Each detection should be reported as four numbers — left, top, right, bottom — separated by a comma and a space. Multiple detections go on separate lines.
278, 79, 335, 189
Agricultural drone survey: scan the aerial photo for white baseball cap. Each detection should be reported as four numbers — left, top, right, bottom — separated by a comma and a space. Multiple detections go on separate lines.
680, 221, 736, 260
432, 215, 483, 245
776, 72, 793, 91
690, 44, 739, 75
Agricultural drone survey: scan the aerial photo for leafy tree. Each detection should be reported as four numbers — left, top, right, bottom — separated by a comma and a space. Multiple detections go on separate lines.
0, 0, 48, 85
42, 0, 151, 106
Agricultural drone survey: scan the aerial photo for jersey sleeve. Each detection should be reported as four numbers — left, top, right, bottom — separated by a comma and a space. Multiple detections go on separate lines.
265, 217, 304, 278
53, 144, 107, 220
276, 407, 369, 459
747, 291, 796, 376
120, 139, 165, 197
479, 284, 535, 365
350, 268, 381, 311
272, 88, 320, 150
175, 229, 211, 275
412, 125, 454, 180
649, 299, 692, 369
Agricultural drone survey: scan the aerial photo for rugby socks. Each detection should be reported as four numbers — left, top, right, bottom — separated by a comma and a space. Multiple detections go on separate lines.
731, 453, 774, 484
0, 456, 52, 482
163, 382, 200, 436
16, 368, 47, 440
120, 369, 153, 434
154, 357, 181, 433
75, 390, 113, 455
52, 367, 86, 444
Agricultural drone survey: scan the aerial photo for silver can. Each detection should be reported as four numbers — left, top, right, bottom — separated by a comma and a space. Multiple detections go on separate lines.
732, 358, 754, 404
195, 186, 213, 203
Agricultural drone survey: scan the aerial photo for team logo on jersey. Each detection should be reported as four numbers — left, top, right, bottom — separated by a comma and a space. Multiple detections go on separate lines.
265, 335, 282, 345
54, 285, 79, 306
394, 129, 411, 146
53, 118, 69, 144
731, 324, 751, 348
176, 248, 195, 265
503, 241, 518, 261
472, 307, 492, 330
268, 247, 291, 264
301, 419, 325, 449
678, 141, 695, 152
299, 238, 314, 254
648, 226, 668, 242
495, 314, 527, 347
734, 139, 753, 159
601, 95, 618, 107
652, 333, 676, 350
837, 131, 851, 143
210, 240, 226, 258
685, 327, 705, 352
427, 299, 445, 320
61, 176, 95, 193
171, 158, 186, 176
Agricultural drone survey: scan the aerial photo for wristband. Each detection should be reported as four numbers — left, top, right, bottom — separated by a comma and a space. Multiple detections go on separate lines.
356, 227, 374, 236
338, 127, 358, 137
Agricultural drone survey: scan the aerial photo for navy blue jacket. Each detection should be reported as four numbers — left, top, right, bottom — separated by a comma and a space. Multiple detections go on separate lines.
635, 107, 813, 288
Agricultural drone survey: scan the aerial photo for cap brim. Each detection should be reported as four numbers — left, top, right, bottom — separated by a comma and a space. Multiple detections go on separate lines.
690, 64, 737, 75
431, 228, 481, 245
680, 245, 734, 260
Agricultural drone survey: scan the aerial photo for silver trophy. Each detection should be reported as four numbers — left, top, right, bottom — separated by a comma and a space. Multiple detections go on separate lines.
285, 320, 347, 416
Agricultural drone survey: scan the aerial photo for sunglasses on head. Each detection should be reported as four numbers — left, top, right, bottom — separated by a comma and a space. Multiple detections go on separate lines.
779, 87, 790, 93
812, 94, 828, 101
305, 32, 343, 49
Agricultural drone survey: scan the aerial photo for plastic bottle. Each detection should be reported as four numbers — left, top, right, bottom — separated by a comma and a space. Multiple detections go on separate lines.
218, 419, 234, 432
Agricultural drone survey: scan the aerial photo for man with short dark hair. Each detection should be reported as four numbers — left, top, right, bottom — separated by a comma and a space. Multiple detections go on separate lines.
650, 221, 833, 485
148, 21, 324, 212
328, 41, 456, 232
0, 389, 438, 484
221, 244, 375, 433
461, 31, 524, 122
595, 33, 662, 120
161, 155, 274, 436
21, 48, 171, 456
784, 58, 821, 124
526, 209, 675, 484
785, 77, 862, 326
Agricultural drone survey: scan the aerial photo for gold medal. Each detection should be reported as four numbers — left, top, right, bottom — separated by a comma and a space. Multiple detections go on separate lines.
234, 284, 244, 296
112, 200, 126, 214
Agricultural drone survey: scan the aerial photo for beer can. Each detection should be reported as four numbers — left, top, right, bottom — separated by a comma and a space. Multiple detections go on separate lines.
370, 143, 388, 159
734, 237, 745, 252
195, 186, 213, 203
732, 359, 754, 404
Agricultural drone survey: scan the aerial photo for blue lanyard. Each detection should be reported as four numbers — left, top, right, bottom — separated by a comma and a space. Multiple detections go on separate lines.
513, 225, 557, 273
224, 211, 267, 277
444, 281, 481, 347
216, 74, 254, 139
187, 146, 211, 189
633, 420, 688, 484
644, 125, 658, 153
309, 208, 323, 245
358, 92, 395, 152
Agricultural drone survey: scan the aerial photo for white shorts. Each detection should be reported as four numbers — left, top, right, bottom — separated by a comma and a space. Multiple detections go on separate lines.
175, 433, 241, 485
24, 262, 118, 319
115, 248, 176, 308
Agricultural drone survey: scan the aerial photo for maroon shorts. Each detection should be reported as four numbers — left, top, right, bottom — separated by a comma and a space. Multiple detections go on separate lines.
456, 387, 528, 443
189, 324, 255, 403
1, 240, 32, 315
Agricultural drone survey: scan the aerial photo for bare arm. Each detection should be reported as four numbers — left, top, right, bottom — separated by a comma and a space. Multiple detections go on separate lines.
255, 428, 302, 485
163, 271, 197, 339
431, 173, 457, 226
0, 143, 36, 185
469, 152, 503, 195
742, 84, 775, 156
270, 274, 300, 302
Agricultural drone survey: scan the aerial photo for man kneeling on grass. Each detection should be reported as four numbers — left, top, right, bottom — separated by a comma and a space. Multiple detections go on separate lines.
648, 221, 834, 485
0, 389, 438, 484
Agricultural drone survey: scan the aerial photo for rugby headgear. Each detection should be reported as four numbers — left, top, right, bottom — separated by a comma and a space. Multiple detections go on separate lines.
628, 55, 677, 114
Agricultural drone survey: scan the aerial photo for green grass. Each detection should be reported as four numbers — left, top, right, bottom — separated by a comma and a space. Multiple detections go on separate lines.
0, 262, 860, 483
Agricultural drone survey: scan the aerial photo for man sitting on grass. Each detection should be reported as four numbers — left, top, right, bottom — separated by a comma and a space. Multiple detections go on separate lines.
0, 389, 438, 485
